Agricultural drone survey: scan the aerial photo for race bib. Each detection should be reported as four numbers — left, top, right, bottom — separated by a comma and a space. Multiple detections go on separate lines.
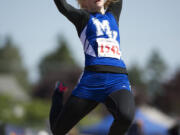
97, 38, 121, 59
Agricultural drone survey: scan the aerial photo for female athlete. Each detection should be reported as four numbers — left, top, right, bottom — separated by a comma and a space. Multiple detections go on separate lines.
49, 0, 135, 135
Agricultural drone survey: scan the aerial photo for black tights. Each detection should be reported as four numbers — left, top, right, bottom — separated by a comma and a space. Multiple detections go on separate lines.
49, 90, 135, 135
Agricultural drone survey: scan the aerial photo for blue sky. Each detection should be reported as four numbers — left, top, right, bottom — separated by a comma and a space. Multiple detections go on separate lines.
0, 0, 180, 82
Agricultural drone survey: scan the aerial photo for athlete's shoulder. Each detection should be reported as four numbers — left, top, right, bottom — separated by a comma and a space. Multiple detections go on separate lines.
75, 9, 91, 37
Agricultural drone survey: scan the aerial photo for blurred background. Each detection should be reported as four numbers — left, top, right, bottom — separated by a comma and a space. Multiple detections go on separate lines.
0, 0, 180, 135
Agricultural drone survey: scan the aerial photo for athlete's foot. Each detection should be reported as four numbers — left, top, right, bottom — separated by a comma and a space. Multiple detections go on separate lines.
50, 82, 67, 128
55, 81, 68, 93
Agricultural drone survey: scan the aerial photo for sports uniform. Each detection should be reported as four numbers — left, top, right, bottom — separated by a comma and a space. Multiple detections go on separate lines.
49, 0, 135, 135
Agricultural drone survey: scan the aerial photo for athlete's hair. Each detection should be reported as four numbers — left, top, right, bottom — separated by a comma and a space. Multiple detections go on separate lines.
77, 0, 84, 8
104, 0, 118, 9
77, 0, 118, 9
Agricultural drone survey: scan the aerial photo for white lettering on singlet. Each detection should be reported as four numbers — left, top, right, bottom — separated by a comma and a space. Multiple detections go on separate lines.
92, 18, 117, 40
92, 18, 121, 59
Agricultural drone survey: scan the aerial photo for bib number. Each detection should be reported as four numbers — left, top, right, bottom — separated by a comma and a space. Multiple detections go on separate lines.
97, 38, 121, 59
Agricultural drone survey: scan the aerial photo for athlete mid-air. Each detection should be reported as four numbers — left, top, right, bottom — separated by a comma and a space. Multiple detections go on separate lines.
49, 0, 135, 135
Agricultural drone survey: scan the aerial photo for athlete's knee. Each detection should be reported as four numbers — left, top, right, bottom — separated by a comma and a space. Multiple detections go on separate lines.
116, 91, 135, 125
105, 90, 135, 127
108, 113, 134, 135
115, 111, 134, 128
109, 109, 135, 135
116, 102, 135, 125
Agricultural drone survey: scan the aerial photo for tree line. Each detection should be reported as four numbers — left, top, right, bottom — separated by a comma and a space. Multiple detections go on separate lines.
0, 35, 180, 127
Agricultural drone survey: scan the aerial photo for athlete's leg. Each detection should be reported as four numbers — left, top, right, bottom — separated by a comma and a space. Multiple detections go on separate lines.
49, 82, 66, 130
104, 90, 135, 135
49, 87, 99, 135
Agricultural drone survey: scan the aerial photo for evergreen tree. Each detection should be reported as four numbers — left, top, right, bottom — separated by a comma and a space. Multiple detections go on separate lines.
158, 69, 180, 114
34, 36, 82, 100
39, 36, 77, 78
128, 64, 145, 87
128, 64, 148, 105
0, 36, 30, 91
145, 49, 167, 102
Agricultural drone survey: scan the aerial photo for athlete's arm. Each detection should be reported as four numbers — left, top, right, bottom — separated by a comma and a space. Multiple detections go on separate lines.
54, 0, 89, 35
106, 0, 122, 23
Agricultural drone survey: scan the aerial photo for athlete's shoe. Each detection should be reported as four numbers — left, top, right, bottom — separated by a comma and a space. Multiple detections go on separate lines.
55, 81, 67, 93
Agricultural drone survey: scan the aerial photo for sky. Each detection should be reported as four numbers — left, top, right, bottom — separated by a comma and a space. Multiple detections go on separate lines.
0, 0, 180, 82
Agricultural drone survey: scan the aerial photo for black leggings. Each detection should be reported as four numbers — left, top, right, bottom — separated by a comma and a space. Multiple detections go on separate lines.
49, 90, 135, 135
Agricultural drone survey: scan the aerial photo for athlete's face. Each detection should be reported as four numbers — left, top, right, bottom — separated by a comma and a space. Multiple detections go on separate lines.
82, 0, 105, 13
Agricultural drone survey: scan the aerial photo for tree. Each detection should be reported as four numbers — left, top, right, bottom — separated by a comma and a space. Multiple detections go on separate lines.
0, 36, 30, 91
0, 36, 51, 127
39, 36, 77, 78
128, 64, 148, 105
155, 69, 180, 115
0, 94, 50, 127
23, 99, 50, 127
128, 64, 145, 87
33, 36, 82, 100
145, 49, 167, 103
